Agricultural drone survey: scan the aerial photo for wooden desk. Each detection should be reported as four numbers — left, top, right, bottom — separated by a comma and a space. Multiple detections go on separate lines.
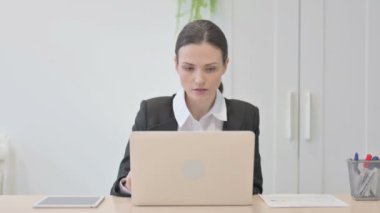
0, 195, 379, 213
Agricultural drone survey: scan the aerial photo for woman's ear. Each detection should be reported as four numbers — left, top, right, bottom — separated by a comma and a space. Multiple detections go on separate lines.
222, 58, 230, 74
174, 56, 179, 73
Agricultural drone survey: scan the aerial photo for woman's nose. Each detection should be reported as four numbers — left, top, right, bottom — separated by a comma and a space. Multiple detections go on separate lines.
194, 70, 205, 84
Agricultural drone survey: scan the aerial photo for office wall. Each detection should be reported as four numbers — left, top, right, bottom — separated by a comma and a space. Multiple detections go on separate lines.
0, 0, 180, 194
0, 0, 235, 195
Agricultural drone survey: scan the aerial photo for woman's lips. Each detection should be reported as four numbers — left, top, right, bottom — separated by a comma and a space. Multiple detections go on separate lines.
193, 88, 208, 95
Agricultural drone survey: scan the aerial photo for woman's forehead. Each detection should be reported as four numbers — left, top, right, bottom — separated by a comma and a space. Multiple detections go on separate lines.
177, 43, 223, 63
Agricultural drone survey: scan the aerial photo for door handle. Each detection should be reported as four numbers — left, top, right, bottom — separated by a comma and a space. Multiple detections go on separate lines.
305, 91, 311, 141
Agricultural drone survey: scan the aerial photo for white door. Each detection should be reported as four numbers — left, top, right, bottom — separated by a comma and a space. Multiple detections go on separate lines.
298, 0, 380, 193
300, 0, 380, 193
231, 0, 300, 193
231, 0, 380, 194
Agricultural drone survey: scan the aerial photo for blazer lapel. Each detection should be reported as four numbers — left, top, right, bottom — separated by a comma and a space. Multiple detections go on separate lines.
149, 118, 178, 131
223, 118, 242, 130
223, 99, 243, 131
146, 95, 178, 131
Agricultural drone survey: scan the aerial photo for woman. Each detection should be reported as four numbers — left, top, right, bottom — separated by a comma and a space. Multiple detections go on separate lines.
110, 19, 263, 196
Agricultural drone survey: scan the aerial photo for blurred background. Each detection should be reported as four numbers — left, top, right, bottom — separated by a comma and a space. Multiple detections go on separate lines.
0, 0, 379, 195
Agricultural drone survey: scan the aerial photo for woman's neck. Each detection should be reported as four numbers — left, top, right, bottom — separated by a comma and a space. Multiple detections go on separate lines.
185, 94, 216, 121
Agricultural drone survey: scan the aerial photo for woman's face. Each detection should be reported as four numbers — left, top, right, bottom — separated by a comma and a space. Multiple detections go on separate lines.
175, 42, 228, 104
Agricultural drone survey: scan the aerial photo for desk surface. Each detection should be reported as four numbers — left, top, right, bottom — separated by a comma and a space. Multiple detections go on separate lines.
0, 194, 379, 213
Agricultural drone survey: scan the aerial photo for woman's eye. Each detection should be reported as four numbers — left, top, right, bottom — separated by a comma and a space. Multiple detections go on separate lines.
183, 67, 194, 71
205, 67, 216, 72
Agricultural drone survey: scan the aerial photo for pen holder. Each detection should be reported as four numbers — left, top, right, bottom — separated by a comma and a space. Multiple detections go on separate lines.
347, 159, 380, 200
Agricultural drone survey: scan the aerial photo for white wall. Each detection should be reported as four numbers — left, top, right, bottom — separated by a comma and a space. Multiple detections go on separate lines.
0, 0, 182, 195
0, 0, 236, 195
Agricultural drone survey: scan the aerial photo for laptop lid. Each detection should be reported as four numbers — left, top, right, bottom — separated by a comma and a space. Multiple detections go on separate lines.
130, 131, 255, 206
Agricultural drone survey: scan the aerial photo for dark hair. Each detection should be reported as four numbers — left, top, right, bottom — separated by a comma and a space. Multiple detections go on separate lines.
175, 19, 227, 93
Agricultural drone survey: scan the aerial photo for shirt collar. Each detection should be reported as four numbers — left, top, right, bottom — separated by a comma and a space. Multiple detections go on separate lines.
173, 89, 227, 128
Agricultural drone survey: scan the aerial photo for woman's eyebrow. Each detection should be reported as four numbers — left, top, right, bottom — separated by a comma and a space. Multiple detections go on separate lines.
181, 62, 218, 66
181, 62, 194, 66
204, 62, 218, 66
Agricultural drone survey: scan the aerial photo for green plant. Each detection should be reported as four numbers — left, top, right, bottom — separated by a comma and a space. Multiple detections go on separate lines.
176, 0, 217, 30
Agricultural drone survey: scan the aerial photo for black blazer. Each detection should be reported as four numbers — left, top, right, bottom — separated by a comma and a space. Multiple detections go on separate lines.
110, 95, 263, 196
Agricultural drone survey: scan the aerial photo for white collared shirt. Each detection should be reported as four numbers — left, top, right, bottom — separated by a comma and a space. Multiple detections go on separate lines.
173, 89, 227, 131
119, 89, 227, 194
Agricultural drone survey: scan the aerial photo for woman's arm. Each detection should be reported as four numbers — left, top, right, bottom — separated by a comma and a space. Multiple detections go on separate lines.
110, 101, 148, 196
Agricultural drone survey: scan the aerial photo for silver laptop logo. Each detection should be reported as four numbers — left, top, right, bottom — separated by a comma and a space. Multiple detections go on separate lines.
181, 160, 205, 180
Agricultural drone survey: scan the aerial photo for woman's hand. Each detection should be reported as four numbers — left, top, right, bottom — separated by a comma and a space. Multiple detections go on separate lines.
124, 172, 132, 192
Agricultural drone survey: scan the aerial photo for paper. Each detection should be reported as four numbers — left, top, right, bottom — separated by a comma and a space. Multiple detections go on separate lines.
259, 194, 348, 208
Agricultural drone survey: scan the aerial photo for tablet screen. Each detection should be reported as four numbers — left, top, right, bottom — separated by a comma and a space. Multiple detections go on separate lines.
33, 196, 105, 208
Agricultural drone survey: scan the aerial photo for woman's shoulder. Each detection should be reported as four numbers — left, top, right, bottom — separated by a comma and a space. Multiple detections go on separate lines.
134, 95, 177, 131
142, 95, 174, 111
144, 95, 174, 104
225, 98, 259, 113
224, 98, 260, 131
142, 95, 175, 110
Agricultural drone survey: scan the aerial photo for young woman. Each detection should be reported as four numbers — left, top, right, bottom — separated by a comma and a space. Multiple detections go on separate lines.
111, 20, 263, 196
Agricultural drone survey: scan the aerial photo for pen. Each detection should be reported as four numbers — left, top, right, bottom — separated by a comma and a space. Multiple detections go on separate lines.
364, 154, 372, 169
359, 154, 379, 197
359, 167, 377, 196
353, 152, 361, 175
354, 152, 359, 161
370, 156, 379, 170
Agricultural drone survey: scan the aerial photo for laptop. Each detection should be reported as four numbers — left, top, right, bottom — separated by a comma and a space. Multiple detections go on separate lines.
130, 131, 255, 206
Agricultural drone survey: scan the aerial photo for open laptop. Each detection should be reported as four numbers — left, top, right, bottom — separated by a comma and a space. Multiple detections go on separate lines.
130, 131, 255, 206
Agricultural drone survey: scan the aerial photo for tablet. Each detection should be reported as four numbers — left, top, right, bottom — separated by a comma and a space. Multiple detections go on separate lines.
33, 196, 105, 208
